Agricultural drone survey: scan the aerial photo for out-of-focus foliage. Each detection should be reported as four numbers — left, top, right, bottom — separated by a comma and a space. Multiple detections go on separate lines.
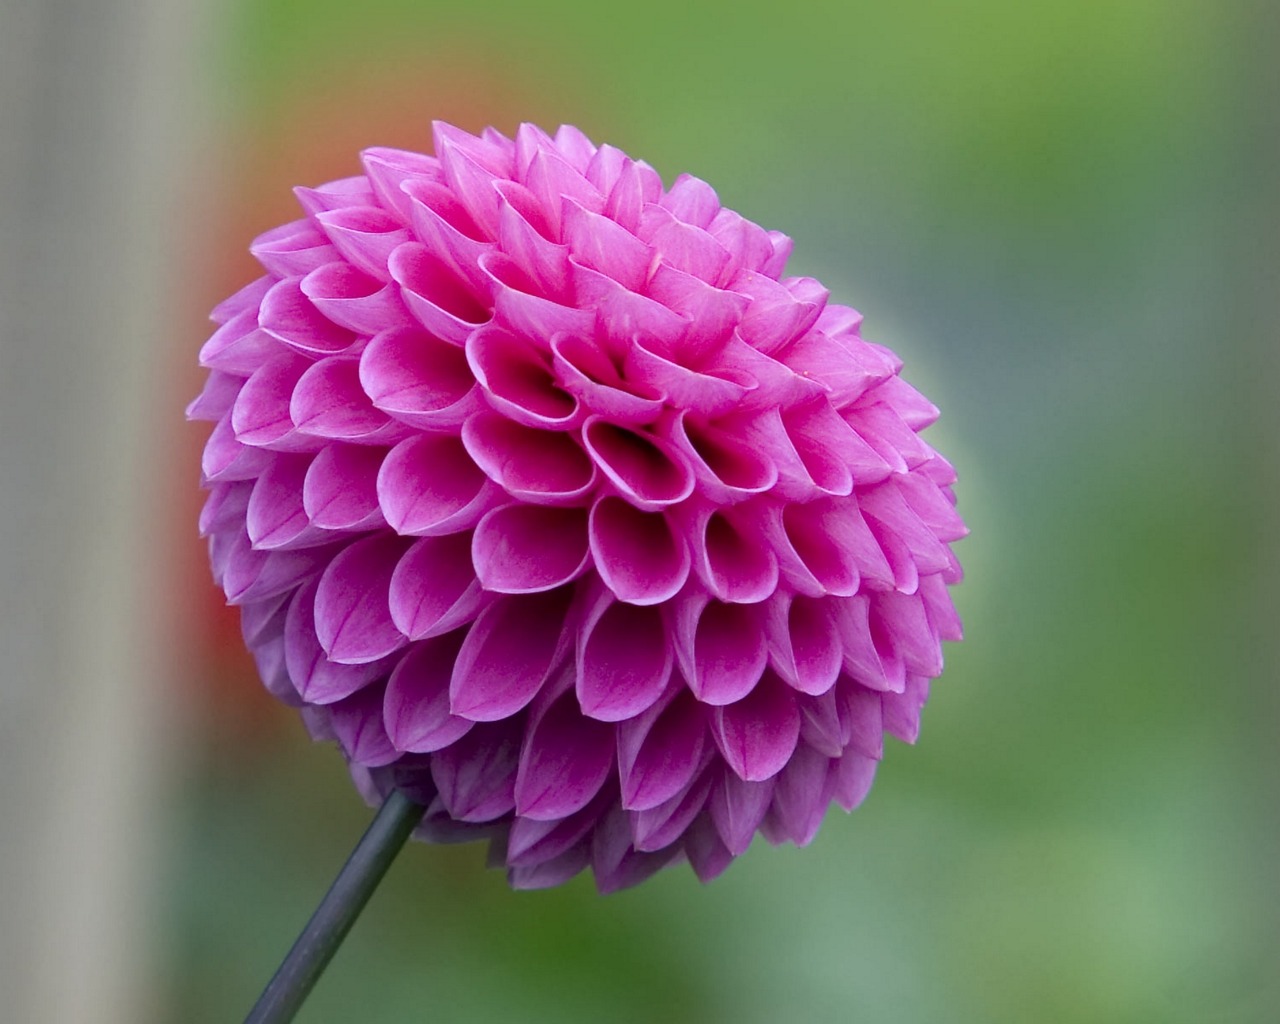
168, 2, 1277, 1021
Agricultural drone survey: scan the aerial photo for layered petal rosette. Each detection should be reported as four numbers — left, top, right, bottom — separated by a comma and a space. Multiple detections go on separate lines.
191, 121, 966, 891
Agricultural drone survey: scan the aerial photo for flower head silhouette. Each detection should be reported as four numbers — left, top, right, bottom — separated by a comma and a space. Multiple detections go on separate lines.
191, 121, 966, 891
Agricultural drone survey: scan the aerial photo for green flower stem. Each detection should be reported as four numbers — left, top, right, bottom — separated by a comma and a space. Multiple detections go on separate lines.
244, 788, 426, 1024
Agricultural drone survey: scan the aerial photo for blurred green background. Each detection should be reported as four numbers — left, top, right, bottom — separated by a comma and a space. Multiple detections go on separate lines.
167, 1, 1278, 1021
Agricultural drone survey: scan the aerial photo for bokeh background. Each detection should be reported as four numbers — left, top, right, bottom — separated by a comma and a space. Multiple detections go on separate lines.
2, 1, 1276, 1021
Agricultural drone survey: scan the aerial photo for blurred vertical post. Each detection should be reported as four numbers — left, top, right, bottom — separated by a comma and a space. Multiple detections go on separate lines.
0, 0, 207, 1020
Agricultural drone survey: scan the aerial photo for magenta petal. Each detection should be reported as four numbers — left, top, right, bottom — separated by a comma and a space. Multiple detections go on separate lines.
622, 339, 754, 417
300, 262, 412, 336
210, 276, 272, 325
832, 748, 878, 811
709, 764, 774, 854
515, 690, 615, 820
882, 675, 929, 744
313, 206, 411, 281
771, 500, 862, 597
638, 203, 731, 283
874, 590, 943, 677
569, 259, 689, 350
466, 324, 582, 429
359, 326, 481, 431
660, 173, 720, 228
251, 221, 340, 277
472, 504, 590, 594
710, 670, 801, 782
314, 533, 413, 664
436, 132, 505, 239
617, 688, 706, 810
673, 595, 768, 705
690, 506, 778, 604
582, 419, 694, 511
258, 276, 357, 357
199, 480, 252, 536
630, 763, 714, 852
219, 528, 328, 606
507, 789, 611, 868
765, 593, 843, 696
431, 719, 522, 822
199, 308, 281, 375
290, 356, 394, 441
330, 683, 400, 767
832, 595, 902, 693
550, 332, 665, 424
919, 571, 964, 642
388, 533, 486, 639
377, 434, 498, 536
383, 633, 473, 752
462, 412, 596, 504
388, 241, 490, 344
523, 147, 603, 238
494, 181, 570, 299
509, 843, 592, 891
360, 146, 443, 223
188, 370, 244, 422
576, 592, 672, 721
684, 812, 735, 883
450, 589, 572, 721
293, 177, 375, 217
665, 413, 777, 504
562, 198, 651, 291
861, 481, 952, 576
284, 579, 391, 704
302, 443, 386, 531
230, 353, 314, 451
647, 262, 747, 360
768, 743, 834, 846
246, 453, 327, 550
588, 497, 688, 605
836, 677, 885, 760
591, 804, 685, 894
797, 688, 845, 758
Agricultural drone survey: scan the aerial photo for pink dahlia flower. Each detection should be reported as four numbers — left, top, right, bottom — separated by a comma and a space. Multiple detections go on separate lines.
190, 121, 966, 892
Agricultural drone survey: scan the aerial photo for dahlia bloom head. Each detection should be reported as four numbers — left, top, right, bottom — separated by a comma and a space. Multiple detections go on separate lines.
190, 121, 966, 892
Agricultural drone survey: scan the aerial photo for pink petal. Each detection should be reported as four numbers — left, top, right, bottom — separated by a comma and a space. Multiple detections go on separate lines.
199, 480, 251, 536
435, 129, 505, 239
765, 593, 843, 696
388, 241, 490, 344
450, 589, 573, 721
576, 589, 672, 720
630, 760, 715, 852
313, 206, 411, 281
550, 332, 665, 424
647, 262, 747, 362
919, 571, 963, 642
515, 689, 615, 820
797, 688, 845, 758
617, 687, 706, 810
582, 419, 694, 511
637, 203, 730, 284
771, 499, 862, 597
882, 676, 929, 745
430, 719, 522, 822
479, 251, 596, 345
387, 532, 486, 640
588, 497, 689, 605
684, 812, 736, 883
767, 743, 834, 846
230, 352, 315, 450
302, 443, 386, 531
198, 308, 281, 375
377, 433, 499, 536
663, 412, 777, 504
258, 276, 357, 358
687, 505, 778, 604
293, 177, 374, 217
201, 413, 273, 482
461, 412, 596, 504
210, 276, 271, 325
360, 146, 443, 223
836, 678, 885, 761
466, 324, 582, 429
831, 595, 904, 693
507, 788, 612, 868
494, 181, 570, 299
709, 763, 775, 854
330, 683, 400, 767
562, 198, 652, 291
860, 481, 952, 576
284, 578, 392, 704
290, 356, 395, 441
673, 594, 768, 706
622, 338, 754, 417
874, 590, 943, 677
569, 259, 689, 351
522, 146, 603, 239
402, 177, 495, 292
831, 748, 878, 811
660, 174, 720, 228
472, 504, 590, 594
383, 632, 473, 752
299, 262, 412, 335
359, 326, 481, 430
710, 669, 801, 782
246, 453, 327, 550
314, 533, 413, 664
187, 370, 244, 422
